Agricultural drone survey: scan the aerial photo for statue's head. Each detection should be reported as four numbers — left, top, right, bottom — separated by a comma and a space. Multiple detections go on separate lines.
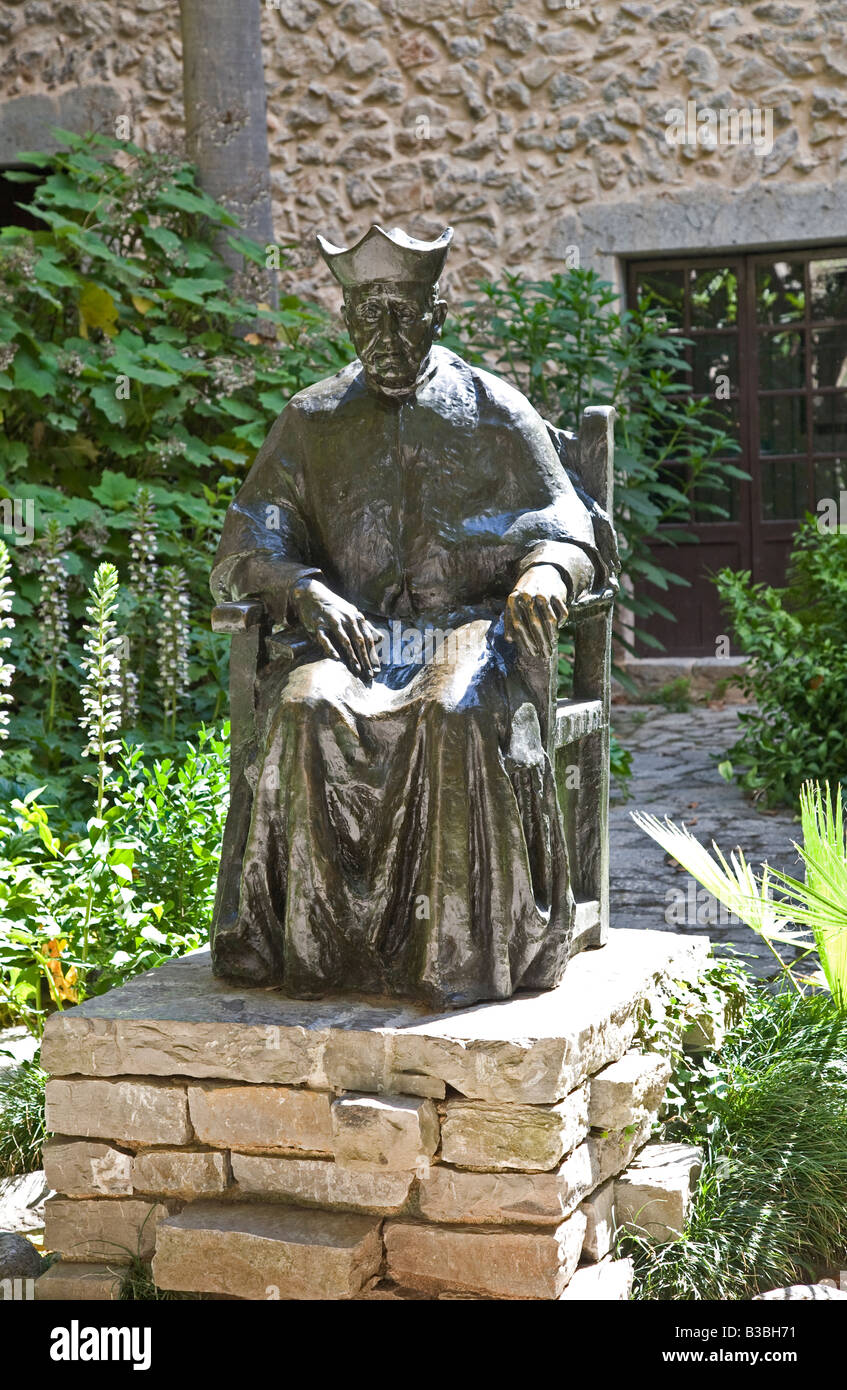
317, 224, 453, 396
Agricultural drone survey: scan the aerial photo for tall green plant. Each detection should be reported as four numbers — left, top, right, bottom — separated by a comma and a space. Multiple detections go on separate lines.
0, 726, 227, 1038
78, 562, 123, 963
444, 269, 743, 657
35, 519, 70, 735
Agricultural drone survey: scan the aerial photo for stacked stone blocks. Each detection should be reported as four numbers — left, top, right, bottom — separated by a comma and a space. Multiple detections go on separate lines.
37, 929, 708, 1300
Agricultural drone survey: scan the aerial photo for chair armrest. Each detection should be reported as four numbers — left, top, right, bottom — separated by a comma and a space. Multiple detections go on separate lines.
211, 600, 266, 634
564, 586, 617, 626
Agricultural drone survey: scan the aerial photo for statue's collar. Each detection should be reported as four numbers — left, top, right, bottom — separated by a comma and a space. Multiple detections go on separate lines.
362, 350, 440, 404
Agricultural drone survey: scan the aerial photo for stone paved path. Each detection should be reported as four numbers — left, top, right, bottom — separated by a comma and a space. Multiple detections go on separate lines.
609, 705, 802, 979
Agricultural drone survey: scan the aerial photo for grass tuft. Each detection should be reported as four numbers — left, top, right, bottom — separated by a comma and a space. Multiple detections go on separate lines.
0, 1058, 47, 1178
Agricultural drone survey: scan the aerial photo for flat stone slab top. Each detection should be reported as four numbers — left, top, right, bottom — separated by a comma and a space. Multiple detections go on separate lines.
42, 930, 708, 1105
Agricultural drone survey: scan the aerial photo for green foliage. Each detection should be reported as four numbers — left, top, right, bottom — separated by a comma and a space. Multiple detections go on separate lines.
444, 269, 743, 657
636, 955, 750, 1132
765, 782, 847, 1012
109, 731, 230, 945
0, 539, 12, 746
0, 129, 349, 805
628, 989, 847, 1299
641, 676, 693, 713
0, 1058, 46, 1177
0, 724, 228, 1037
715, 518, 847, 807
634, 780, 847, 1010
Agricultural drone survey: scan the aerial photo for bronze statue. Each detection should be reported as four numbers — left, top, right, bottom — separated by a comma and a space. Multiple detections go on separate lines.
210, 224, 618, 1009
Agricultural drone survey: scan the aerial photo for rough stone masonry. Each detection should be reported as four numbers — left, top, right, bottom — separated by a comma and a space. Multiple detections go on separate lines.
36, 928, 710, 1300
1, 2, 845, 298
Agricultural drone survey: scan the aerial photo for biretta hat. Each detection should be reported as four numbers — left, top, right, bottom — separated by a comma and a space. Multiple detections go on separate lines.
316, 224, 453, 289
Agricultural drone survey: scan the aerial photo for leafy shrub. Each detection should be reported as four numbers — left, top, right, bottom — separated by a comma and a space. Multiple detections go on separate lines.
628, 989, 847, 1300
0, 723, 228, 1037
715, 518, 847, 807
0, 129, 348, 804
444, 269, 743, 658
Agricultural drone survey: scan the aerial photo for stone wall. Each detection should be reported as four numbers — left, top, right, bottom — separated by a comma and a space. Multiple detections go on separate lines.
35, 929, 710, 1300
1, 1, 846, 301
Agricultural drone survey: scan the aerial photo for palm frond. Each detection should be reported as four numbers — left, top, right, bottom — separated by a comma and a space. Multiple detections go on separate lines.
633, 781, 847, 1014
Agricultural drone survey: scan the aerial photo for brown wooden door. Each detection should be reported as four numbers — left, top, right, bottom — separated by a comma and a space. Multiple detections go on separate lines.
628, 250, 847, 658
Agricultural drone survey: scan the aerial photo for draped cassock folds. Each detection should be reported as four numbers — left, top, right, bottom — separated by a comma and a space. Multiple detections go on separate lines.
210, 345, 612, 1009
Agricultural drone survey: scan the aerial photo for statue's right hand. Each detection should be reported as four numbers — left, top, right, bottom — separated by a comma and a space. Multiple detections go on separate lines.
290, 577, 381, 679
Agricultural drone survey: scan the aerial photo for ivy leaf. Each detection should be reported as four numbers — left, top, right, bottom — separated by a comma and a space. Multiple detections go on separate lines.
45, 410, 79, 431
258, 389, 288, 413
144, 225, 182, 258
216, 397, 262, 422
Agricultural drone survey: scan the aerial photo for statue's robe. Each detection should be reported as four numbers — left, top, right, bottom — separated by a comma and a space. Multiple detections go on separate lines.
210, 344, 613, 1009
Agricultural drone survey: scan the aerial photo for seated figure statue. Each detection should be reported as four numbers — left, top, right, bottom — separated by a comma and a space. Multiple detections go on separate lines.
210, 223, 617, 1010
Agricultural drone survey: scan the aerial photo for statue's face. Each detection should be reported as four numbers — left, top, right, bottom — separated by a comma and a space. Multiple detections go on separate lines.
343, 281, 447, 393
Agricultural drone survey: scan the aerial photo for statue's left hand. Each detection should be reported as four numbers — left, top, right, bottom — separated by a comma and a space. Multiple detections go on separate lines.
504, 564, 569, 660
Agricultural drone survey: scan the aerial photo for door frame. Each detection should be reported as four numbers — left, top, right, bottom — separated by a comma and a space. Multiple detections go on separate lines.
625, 244, 847, 655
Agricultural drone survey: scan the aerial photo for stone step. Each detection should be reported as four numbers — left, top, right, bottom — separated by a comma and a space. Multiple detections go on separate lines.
331, 1093, 439, 1171
152, 1202, 382, 1300
45, 1077, 191, 1147
589, 1051, 671, 1131
231, 1152, 415, 1212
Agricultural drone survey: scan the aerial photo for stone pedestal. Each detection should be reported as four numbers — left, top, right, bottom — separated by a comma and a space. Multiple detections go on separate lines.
37, 929, 709, 1301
